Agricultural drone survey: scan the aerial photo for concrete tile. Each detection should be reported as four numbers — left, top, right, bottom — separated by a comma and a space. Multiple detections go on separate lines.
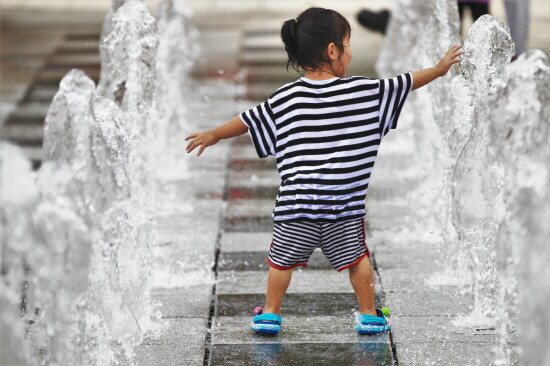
390, 315, 495, 345
231, 143, 262, 160
364, 205, 412, 232
377, 267, 447, 293
142, 318, 208, 345
58, 39, 100, 53
7, 101, 50, 122
228, 170, 280, 188
218, 250, 333, 271
49, 53, 100, 67
34, 68, 98, 84
394, 340, 494, 366
223, 216, 273, 232
374, 247, 441, 273
209, 342, 393, 366
240, 49, 287, 64
384, 289, 472, 318
227, 186, 279, 200
220, 232, 273, 252
0, 28, 64, 56
0, 123, 43, 145
26, 84, 60, 102
135, 343, 204, 366
230, 157, 276, 171
152, 287, 213, 319
242, 33, 283, 50
225, 198, 274, 218
155, 210, 222, 255
216, 293, 384, 317
211, 316, 390, 345
217, 270, 355, 294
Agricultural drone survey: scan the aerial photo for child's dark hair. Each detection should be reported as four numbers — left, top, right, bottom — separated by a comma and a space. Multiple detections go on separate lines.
281, 7, 351, 74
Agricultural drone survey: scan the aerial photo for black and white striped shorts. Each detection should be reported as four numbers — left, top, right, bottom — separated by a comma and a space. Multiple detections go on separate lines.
268, 218, 370, 272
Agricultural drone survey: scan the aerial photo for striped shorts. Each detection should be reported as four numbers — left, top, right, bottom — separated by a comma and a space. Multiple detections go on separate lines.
268, 218, 370, 272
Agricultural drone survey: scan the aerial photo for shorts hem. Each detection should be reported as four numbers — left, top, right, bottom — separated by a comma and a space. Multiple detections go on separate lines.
337, 252, 369, 272
272, 214, 366, 224
267, 258, 308, 270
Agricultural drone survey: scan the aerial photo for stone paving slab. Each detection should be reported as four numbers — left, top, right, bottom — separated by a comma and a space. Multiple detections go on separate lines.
26, 84, 60, 101
212, 316, 390, 345
0, 124, 43, 145
136, 318, 208, 366
393, 340, 495, 366
136, 344, 204, 366
231, 143, 266, 160
220, 232, 273, 252
216, 293, 364, 317
390, 316, 495, 342
217, 270, 356, 295
373, 246, 441, 272
142, 318, 208, 345
155, 217, 221, 256
209, 342, 394, 366
152, 287, 213, 319
226, 186, 279, 200
218, 250, 333, 271
223, 216, 273, 232
384, 291, 472, 320
229, 157, 276, 171
225, 198, 274, 218
49, 53, 101, 66
6, 101, 50, 121
227, 169, 280, 188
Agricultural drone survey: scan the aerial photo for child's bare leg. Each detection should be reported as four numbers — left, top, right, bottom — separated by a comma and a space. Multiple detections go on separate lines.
263, 266, 293, 315
348, 257, 377, 316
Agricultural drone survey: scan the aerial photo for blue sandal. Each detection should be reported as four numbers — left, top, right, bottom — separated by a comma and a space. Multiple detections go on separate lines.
356, 308, 391, 335
250, 307, 282, 334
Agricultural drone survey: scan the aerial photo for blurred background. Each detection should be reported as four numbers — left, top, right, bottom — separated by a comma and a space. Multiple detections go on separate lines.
2, 2, 550, 365
1, 0, 549, 168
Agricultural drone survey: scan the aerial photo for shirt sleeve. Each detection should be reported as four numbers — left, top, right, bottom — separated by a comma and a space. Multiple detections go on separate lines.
239, 100, 277, 158
378, 72, 413, 137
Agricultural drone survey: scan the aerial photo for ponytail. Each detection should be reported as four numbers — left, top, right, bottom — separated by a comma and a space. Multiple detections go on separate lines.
280, 8, 351, 74
281, 19, 299, 71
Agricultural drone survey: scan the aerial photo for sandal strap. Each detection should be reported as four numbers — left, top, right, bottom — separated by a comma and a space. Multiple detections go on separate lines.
253, 313, 282, 325
358, 314, 387, 325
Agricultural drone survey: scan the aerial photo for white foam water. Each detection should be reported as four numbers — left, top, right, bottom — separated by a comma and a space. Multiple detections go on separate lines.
0, 0, 200, 364
378, 1, 550, 364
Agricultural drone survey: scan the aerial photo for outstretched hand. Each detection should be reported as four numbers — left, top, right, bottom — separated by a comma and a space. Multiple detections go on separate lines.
185, 130, 219, 156
435, 45, 464, 77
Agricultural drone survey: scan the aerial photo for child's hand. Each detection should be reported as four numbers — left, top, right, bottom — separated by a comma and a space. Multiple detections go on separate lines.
435, 45, 464, 77
185, 130, 219, 156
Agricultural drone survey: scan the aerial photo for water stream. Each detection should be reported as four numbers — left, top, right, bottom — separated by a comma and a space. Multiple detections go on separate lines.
0, 0, 197, 364
378, 0, 550, 364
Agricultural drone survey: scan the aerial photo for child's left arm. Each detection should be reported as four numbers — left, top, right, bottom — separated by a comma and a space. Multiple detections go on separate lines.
411, 45, 464, 91
185, 115, 248, 156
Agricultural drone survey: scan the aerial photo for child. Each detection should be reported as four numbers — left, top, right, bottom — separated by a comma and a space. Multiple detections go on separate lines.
186, 7, 463, 335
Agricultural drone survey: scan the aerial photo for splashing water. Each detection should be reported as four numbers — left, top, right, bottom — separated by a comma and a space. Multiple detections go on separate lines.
487, 50, 550, 366
450, 15, 514, 328
0, 0, 201, 364
377, 1, 550, 364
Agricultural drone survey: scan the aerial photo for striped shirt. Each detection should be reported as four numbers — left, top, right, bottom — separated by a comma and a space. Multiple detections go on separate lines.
239, 73, 413, 222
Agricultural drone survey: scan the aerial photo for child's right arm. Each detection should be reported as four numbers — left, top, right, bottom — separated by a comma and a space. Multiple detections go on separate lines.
411, 45, 464, 90
185, 115, 248, 156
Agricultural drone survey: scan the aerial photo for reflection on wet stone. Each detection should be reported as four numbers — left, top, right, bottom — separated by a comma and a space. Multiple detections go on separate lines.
209, 342, 393, 366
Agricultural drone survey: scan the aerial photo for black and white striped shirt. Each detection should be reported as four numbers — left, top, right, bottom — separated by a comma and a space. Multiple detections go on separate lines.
240, 73, 413, 222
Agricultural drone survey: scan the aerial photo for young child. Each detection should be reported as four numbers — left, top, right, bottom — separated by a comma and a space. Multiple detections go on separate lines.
186, 7, 463, 335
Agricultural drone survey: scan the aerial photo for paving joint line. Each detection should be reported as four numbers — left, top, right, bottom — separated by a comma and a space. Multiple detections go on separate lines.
371, 251, 399, 365
202, 138, 235, 366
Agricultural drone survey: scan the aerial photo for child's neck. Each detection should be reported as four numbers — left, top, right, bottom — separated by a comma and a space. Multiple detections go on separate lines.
303, 69, 340, 80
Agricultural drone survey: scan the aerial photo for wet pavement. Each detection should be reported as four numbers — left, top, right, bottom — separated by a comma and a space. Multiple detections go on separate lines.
2, 1, 549, 365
